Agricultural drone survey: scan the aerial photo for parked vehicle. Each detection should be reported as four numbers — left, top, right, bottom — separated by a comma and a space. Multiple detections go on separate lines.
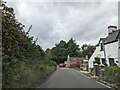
58, 63, 66, 67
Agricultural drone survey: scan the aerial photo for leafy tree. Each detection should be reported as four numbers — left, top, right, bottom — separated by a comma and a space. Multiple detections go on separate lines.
45, 48, 54, 61
80, 44, 95, 59
46, 38, 80, 64
46, 40, 67, 64
66, 38, 80, 57
2, 2, 56, 88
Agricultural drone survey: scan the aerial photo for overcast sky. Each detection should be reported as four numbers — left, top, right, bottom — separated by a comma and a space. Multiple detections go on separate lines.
5, 0, 119, 50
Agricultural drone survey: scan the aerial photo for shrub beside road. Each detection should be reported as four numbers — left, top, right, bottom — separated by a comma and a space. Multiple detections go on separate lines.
99, 66, 120, 90
74, 66, 120, 90
2, 2, 56, 88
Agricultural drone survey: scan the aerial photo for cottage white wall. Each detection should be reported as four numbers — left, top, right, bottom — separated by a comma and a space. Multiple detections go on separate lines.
89, 41, 119, 71
88, 46, 104, 70
88, 48, 97, 69
118, 38, 120, 67
105, 41, 118, 66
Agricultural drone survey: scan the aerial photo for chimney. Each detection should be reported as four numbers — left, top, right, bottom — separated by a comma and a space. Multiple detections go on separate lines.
108, 25, 117, 34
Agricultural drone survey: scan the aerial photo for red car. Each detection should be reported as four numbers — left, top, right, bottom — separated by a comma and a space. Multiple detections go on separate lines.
58, 63, 66, 67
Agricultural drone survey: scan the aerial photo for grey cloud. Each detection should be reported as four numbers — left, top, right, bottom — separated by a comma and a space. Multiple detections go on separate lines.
6, 1, 118, 50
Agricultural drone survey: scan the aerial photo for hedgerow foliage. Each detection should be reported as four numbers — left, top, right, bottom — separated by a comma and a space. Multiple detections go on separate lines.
100, 66, 120, 89
2, 1, 56, 88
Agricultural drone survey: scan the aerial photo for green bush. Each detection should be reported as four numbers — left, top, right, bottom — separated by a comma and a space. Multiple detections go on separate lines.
2, 2, 57, 88
100, 66, 120, 89
3, 60, 56, 88
79, 67, 83, 71
93, 57, 101, 65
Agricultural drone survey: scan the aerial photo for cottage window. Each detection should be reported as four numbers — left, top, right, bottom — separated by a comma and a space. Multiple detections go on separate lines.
101, 58, 106, 64
109, 58, 115, 66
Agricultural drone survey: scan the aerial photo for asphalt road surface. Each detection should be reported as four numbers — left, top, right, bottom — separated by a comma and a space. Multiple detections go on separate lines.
40, 68, 112, 89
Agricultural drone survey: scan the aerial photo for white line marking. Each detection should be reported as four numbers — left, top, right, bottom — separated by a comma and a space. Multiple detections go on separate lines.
71, 69, 91, 79
80, 73, 91, 79
96, 81, 112, 89
62, 68, 113, 89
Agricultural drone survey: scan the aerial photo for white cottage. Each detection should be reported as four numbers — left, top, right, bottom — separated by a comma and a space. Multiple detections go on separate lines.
89, 26, 120, 72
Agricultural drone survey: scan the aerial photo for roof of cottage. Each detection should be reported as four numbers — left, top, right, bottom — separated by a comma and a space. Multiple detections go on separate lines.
96, 29, 120, 46
96, 38, 106, 46
104, 30, 120, 44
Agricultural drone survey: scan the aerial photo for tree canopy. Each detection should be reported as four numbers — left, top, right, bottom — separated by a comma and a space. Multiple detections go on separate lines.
45, 38, 95, 64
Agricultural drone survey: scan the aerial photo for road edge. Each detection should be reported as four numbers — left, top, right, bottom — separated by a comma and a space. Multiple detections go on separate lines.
70, 68, 114, 89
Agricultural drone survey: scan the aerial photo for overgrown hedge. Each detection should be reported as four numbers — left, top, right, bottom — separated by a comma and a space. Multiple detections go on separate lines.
100, 66, 120, 89
6, 61, 56, 88
2, 2, 56, 88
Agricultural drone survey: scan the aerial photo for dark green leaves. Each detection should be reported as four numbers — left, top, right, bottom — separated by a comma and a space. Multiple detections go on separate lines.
45, 38, 80, 64
2, 2, 56, 88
